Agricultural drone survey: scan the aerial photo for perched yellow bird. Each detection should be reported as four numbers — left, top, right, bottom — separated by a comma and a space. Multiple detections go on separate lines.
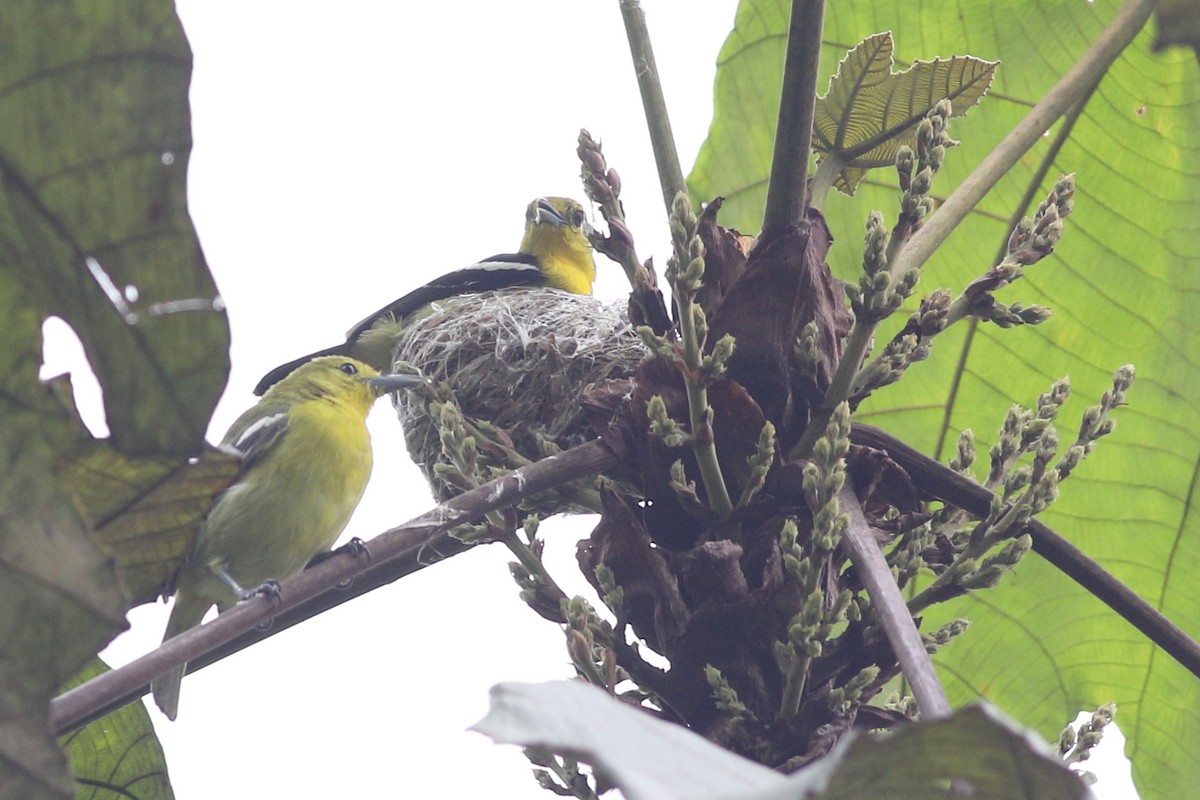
253, 196, 596, 395
152, 357, 421, 720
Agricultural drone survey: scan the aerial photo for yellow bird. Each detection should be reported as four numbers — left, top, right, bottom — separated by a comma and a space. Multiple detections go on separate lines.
253, 196, 596, 395
152, 357, 420, 719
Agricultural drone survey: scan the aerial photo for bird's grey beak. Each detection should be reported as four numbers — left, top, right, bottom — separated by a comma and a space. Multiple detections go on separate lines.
366, 373, 427, 394
528, 197, 567, 227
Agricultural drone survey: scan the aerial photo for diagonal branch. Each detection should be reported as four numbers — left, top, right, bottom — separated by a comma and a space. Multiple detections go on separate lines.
885, 0, 1155, 282
51, 439, 619, 735
839, 484, 951, 719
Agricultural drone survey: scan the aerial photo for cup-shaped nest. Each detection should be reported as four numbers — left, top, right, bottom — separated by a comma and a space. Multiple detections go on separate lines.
392, 288, 644, 505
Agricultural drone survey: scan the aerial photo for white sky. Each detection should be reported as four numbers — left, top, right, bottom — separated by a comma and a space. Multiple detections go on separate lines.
43, 1, 1137, 797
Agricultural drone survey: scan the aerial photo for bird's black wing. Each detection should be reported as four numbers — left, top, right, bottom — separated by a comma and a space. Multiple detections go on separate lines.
343, 253, 545, 341
253, 254, 544, 396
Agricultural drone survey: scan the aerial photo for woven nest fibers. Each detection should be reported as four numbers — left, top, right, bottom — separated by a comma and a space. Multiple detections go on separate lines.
392, 288, 645, 503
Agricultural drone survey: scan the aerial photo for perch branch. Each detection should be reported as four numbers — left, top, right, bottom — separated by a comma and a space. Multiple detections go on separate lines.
51, 439, 619, 735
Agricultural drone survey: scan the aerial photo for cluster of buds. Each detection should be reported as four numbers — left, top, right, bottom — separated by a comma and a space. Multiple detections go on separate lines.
640, 192, 737, 519
954, 174, 1076, 326
592, 563, 625, 621
802, 403, 852, 552
705, 665, 757, 728
578, 129, 637, 286
578, 129, 622, 207
563, 595, 619, 692
885, 520, 935, 591
845, 210, 920, 324
666, 192, 705, 294
507, 515, 546, 604
793, 320, 821, 380
1058, 364, 1133, 482
911, 366, 1133, 613
849, 289, 948, 402
896, 98, 956, 236
845, 100, 953, 348
1009, 174, 1075, 265
526, 748, 597, 800
827, 665, 881, 715
921, 618, 970, 655
1058, 703, 1117, 766
775, 406, 856, 719
737, 420, 776, 507
985, 378, 1071, 490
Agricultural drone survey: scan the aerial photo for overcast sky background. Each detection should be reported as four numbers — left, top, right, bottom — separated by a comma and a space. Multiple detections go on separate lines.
43, 1, 1137, 797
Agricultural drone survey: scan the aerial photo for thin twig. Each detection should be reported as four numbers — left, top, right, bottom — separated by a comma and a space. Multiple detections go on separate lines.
618, 0, 687, 215
839, 485, 951, 719
50, 439, 619, 735
850, 422, 1200, 680
761, 0, 826, 235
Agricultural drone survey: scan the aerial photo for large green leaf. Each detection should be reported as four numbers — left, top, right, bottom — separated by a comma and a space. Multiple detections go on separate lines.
58, 659, 173, 800
61, 442, 240, 606
0, 2, 229, 797
0, 356, 127, 800
0, 0, 229, 456
687, 2, 1199, 799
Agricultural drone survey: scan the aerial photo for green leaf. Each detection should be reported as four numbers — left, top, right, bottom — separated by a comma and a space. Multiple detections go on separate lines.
474, 681, 1091, 800
0, 374, 127, 800
688, 2, 1199, 799
61, 442, 240, 606
0, 0, 230, 456
0, 2, 228, 796
58, 659, 173, 800
813, 31, 997, 194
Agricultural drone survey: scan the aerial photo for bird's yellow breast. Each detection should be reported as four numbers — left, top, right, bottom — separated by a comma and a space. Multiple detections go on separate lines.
534, 237, 597, 295
193, 398, 373, 595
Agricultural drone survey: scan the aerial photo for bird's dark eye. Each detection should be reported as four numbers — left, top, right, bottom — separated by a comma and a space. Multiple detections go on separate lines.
339, 362, 358, 376
571, 209, 586, 227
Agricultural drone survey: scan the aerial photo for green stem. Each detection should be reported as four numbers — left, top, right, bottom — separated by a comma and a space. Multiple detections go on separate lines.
676, 293, 735, 518
618, 0, 687, 215
907, 564, 964, 614
788, 320, 873, 459
807, 155, 841, 213
779, 653, 812, 719
762, 0, 826, 235
501, 530, 564, 611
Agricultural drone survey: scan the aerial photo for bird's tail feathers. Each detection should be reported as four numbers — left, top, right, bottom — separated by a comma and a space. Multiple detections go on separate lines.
150, 593, 211, 721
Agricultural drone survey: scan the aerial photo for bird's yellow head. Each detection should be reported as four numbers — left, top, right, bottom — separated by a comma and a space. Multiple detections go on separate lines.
519, 196, 596, 295
265, 356, 422, 413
